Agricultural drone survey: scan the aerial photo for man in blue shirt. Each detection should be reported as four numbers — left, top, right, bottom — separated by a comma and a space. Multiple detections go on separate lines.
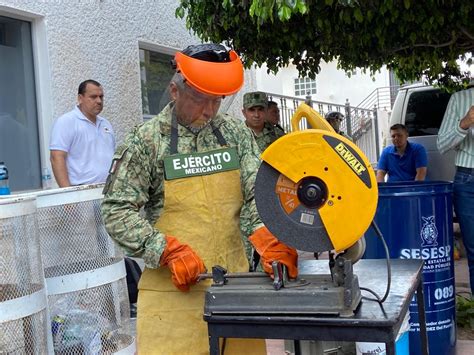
376, 124, 428, 182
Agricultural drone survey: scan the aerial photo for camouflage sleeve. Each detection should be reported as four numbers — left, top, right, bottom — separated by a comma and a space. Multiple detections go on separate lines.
101, 128, 166, 269
254, 135, 266, 153
237, 125, 265, 236
239, 203, 252, 261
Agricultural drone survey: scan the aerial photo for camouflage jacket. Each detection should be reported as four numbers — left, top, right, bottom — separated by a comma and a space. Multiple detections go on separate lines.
240, 122, 285, 262
101, 104, 263, 268
274, 124, 286, 137
253, 122, 286, 152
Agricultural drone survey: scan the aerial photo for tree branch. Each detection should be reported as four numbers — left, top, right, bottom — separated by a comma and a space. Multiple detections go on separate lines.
458, 26, 474, 41
394, 36, 457, 52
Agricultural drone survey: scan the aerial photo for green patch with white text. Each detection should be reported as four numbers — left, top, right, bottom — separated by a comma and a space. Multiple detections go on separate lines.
164, 147, 239, 180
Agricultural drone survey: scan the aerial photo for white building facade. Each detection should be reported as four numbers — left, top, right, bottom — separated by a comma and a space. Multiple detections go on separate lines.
0, 0, 394, 192
0, 0, 256, 191
256, 61, 391, 107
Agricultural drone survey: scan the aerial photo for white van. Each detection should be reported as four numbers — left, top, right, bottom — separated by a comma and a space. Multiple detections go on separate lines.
389, 84, 455, 181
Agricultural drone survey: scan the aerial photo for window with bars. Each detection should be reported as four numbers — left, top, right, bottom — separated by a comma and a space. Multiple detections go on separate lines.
294, 77, 317, 96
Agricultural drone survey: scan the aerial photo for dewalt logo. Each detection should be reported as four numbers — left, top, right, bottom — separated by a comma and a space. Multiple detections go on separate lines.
334, 142, 367, 175
323, 135, 372, 188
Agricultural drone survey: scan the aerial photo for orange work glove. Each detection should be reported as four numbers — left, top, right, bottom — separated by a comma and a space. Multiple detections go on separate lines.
248, 227, 298, 279
159, 236, 206, 292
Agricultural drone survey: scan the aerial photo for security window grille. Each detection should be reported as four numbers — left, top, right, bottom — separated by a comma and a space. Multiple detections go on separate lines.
294, 77, 316, 96
139, 48, 175, 120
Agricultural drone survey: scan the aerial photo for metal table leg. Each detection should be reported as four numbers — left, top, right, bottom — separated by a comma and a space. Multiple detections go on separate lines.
209, 335, 219, 355
294, 339, 301, 355
416, 281, 429, 355
385, 341, 396, 355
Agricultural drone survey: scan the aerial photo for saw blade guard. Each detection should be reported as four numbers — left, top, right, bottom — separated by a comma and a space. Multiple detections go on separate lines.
255, 104, 378, 253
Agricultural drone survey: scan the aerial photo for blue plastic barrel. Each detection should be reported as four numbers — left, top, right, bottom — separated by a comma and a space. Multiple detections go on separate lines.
364, 181, 456, 355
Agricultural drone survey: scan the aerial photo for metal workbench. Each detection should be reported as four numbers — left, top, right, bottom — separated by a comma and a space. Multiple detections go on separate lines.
204, 259, 428, 355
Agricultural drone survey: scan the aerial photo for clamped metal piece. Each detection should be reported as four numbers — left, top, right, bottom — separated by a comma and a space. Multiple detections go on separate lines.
329, 252, 358, 308
211, 265, 228, 286
197, 266, 269, 286
272, 261, 287, 290
198, 263, 308, 290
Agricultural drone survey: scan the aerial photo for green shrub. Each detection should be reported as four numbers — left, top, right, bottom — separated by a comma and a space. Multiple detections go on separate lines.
456, 294, 474, 330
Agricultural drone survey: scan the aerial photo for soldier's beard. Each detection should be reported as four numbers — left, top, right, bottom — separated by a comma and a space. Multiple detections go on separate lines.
171, 103, 214, 134
188, 116, 212, 128
176, 112, 213, 134
186, 119, 212, 134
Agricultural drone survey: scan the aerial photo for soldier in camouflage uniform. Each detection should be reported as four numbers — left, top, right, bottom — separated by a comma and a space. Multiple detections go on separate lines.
242, 92, 285, 152
101, 44, 297, 354
325, 111, 353, 141
240, 94, 285, 266
266, 100, 286, 136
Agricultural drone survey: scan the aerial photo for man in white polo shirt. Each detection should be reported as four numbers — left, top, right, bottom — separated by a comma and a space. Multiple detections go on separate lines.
50, 79, 115, 187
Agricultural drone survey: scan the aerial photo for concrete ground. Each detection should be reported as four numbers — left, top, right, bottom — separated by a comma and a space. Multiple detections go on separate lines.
453, 257, 474, 355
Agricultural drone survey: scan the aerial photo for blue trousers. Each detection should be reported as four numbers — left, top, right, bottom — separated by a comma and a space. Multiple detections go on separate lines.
453, 169, 474, 295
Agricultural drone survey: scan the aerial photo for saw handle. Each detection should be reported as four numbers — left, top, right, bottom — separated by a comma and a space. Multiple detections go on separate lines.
290, 103, 335, 133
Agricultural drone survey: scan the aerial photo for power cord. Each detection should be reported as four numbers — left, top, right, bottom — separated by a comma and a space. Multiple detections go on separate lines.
360, 221, 392, 304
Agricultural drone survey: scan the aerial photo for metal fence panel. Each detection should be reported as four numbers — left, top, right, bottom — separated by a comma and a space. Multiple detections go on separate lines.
0, 196, 49, 354
267, 93, 378, 163
34, 185, 135, 354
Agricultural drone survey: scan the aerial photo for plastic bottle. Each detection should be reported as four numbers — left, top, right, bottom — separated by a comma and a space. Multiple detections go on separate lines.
42, 167, 52, 189
0, 162, 11, 195
51, 314, 66, 348
62, 309, 102, 354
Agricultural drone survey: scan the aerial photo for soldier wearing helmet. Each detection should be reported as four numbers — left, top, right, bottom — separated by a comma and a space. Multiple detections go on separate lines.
325, 111, 352, 140
101, 44, 297, 354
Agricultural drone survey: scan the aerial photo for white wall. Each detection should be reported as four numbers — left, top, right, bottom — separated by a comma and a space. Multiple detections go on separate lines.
377, 109, 391, 153
255, 61, 391, 106
0, 0, 257, 170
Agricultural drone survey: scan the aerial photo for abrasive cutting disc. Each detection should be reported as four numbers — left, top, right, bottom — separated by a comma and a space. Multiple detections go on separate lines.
255, 129, 378, 253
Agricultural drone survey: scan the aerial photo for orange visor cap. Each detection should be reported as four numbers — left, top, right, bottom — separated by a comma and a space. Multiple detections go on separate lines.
175, 50, 244, 96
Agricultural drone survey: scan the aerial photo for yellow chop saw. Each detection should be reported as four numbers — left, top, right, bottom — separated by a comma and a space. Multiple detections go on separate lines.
203, 104, 379, 317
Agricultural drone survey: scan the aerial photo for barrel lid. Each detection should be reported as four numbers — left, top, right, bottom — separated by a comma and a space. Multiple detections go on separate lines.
377, 181, 453, 196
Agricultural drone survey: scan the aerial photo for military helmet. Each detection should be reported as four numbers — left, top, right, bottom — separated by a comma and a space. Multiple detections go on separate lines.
325, 111, 344, 121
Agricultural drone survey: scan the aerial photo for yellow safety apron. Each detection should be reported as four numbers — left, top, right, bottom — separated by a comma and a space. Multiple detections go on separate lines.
137, 120, 266, 354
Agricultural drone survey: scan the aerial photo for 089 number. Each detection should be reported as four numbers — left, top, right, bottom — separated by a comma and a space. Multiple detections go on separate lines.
434, 285, 453, 300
